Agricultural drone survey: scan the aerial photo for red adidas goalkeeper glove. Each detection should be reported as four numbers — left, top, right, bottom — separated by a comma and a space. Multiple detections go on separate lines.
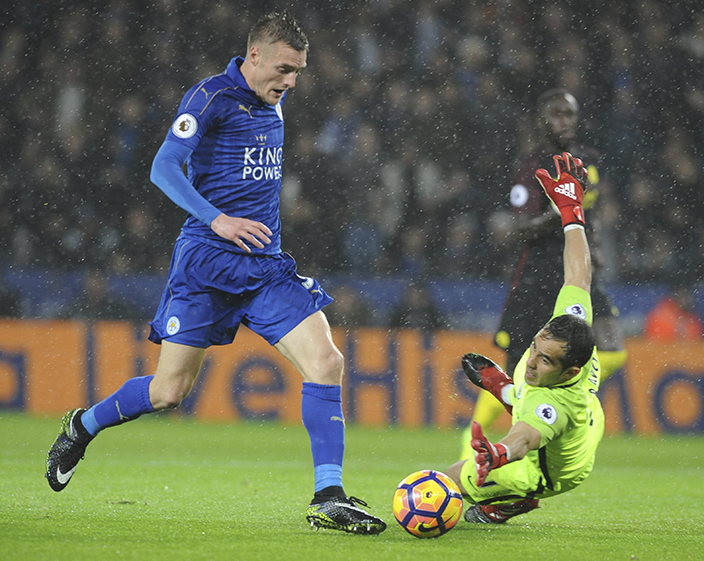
535, 152, 588, 229
471, 421, 511, 487
462, 353, 514, 414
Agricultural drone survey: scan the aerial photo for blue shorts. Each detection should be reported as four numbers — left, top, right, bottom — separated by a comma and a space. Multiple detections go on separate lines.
149, 237, 333, 348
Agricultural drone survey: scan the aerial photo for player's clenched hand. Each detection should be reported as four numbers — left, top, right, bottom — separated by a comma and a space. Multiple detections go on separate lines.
535, 152, 587, 228
210, 214, 272, 252
470, 421, 511, 487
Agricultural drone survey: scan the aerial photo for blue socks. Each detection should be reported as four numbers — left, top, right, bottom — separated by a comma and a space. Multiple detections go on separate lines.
301, 382, 345, 493
81, 376, 155, 436
80, 377, 345, 494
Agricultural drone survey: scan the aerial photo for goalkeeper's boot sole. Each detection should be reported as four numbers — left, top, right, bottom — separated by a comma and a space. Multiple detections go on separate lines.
306, 496, 387, 535
46, 409, 92, 492
465, 499, 539, 524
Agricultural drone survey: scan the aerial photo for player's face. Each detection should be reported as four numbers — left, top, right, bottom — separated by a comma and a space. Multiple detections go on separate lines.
524, 330, 575, 387
543, 95, 579, 150
248, 41, 307, 105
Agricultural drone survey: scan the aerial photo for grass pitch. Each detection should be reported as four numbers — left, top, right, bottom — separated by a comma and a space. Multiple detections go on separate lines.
2, 412, 702, 561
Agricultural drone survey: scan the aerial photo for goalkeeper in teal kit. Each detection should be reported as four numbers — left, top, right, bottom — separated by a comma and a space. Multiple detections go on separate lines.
45, 11, 385, 535
446, 153, 604, 524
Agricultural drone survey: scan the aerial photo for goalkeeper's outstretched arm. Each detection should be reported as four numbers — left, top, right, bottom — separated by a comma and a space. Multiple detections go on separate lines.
535, 152, 591, 293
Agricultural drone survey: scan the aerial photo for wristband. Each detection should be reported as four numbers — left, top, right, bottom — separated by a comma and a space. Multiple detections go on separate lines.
500, 384, 515, 406
559, 204, 585, 228
564, 224, 585, 233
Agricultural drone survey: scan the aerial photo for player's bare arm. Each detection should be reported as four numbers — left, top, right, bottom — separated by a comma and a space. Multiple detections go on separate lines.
562, 227, 591, 292
497, 421, 542, 459
210, 213, 272, 253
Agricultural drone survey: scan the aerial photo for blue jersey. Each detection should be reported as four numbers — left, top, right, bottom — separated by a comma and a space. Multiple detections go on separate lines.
164, 57, 286, 255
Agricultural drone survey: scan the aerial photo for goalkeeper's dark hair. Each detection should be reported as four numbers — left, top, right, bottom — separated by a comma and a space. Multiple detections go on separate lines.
542, 314, 595, 370
537, 88, 579, 114
248, 10, 309, 53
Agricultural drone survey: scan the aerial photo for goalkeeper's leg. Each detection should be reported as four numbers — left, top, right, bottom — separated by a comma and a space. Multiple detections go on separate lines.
460, 391, 507, 460
592, 304, 627, 382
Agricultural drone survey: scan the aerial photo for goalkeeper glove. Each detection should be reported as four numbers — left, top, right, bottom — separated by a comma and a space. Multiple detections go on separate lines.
462, 353, 514, 414
535, 152, 587, 229
471, 421, 511, 487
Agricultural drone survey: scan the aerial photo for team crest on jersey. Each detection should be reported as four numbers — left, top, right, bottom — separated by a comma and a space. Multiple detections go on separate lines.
166, 316, 181, 335
172, 113, 198, 139
564, 303, 587, 320
536, 403, 557, 425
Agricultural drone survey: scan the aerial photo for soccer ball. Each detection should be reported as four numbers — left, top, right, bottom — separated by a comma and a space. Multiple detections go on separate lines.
392, 470, 463, 538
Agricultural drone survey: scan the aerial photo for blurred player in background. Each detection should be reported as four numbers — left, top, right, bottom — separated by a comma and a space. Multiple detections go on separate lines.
461, 89, 627, 459
449, 153, 604, 523
46, 11, 386, 535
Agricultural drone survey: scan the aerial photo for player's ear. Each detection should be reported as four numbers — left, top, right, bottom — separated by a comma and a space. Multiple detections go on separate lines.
248, 45, 261, 66
559, 366, 580, 383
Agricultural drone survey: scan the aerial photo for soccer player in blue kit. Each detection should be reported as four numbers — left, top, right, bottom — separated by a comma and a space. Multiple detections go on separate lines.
45, 11, 386, 535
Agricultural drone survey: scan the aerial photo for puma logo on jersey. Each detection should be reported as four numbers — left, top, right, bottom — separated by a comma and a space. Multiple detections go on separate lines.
554, 182, 577, 200
239, 104, 254, 118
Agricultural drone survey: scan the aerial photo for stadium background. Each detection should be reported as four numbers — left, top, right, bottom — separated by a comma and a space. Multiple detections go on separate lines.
1, 0, 703, 433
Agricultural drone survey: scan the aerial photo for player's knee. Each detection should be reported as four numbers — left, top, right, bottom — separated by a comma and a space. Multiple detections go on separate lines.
323, 346, 345, 384
312, 346, 344, 385
149, 381, 191, 410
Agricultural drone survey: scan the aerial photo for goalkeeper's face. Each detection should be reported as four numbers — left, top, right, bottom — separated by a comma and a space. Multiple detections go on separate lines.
524, 331, 579, 387
247, 41, 307, 105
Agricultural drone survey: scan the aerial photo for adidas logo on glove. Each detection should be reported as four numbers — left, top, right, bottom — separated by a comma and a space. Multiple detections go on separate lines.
554, 182, 577, 200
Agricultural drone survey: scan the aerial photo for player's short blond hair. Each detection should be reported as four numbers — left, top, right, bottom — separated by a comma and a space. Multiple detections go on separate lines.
247, 10, 308, 53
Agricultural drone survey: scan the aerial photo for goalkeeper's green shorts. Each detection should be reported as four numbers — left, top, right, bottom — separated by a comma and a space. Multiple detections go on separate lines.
459, 453, 597, 505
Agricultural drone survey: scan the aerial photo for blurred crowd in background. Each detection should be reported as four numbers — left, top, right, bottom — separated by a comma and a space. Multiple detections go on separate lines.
1, 0, 704, 324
